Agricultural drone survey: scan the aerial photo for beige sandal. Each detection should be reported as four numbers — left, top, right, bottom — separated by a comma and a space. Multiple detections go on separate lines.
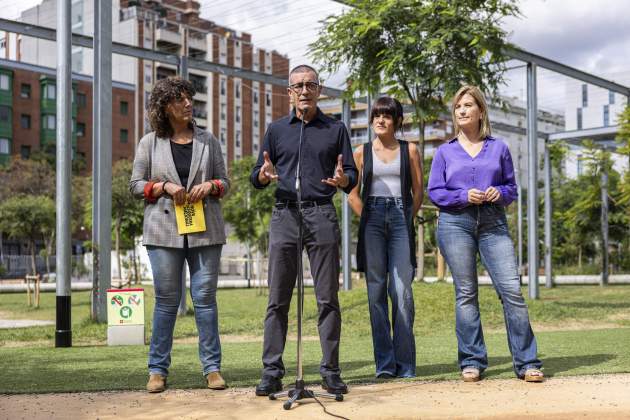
461, 366, 480, 382
523, 368, 544, 382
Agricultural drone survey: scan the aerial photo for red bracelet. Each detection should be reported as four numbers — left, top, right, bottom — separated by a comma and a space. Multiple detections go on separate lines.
143, 181, 157, 203
210, 180, 225, 197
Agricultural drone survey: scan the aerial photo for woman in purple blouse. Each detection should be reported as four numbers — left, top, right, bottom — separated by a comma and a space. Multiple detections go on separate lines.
428, 85, 543, 383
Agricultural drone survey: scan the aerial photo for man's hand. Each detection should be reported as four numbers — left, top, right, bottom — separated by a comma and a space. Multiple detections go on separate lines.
484, 186, 501, 203
467, 188, 485, 204
188, 182, 214, 203
321, 154, 349, 188
258, 151, 278, 185
165, 182, 186, 205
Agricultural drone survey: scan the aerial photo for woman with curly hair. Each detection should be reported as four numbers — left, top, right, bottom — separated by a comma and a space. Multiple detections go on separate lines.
130, 76, 230, 392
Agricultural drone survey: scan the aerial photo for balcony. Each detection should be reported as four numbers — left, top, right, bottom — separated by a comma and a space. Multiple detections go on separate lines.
156, 28, 181, 46
188, 31, 207, 51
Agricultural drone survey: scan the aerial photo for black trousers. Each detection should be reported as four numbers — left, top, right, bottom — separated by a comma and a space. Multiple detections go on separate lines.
262, 202, 342, 379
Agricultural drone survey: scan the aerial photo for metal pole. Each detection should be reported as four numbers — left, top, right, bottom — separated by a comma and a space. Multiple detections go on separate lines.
176, 25, 189, 315
601, 164, 609, 286
92, 0, 112, 323
366, 92, 372, 142
341, 98, 352, 291
517, 177, 523, 282
179, 26, 188, 80
526, 62, 539, 299
55, 0, 72, 347
543, 141, 553, 288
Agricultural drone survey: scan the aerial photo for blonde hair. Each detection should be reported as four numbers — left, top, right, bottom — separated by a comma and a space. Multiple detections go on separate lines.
451, 85, 491, 140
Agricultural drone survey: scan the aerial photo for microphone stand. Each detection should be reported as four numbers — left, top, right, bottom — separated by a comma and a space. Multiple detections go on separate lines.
269, 107, 344, 410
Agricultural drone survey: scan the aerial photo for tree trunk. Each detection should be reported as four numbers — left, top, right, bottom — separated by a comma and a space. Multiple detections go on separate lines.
44, 230, 54, 280
29, 239, 37, 276
578, 246, 582, 268
132, 235, 140, 284
115, 217, 122, 286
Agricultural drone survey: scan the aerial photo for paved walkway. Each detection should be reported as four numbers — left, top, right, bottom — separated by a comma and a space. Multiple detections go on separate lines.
0, 319, 54, 329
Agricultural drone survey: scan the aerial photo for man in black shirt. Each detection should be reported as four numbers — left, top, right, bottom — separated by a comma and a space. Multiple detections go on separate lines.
251, 64, 357, 396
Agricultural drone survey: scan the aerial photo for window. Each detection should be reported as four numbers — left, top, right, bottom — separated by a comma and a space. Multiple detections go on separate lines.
220, 78, 226, 95
20, 145, 30, 159
0, 74, 9, 90
603, 105, 610, 127
266, 93, 271, 107
120, 101, 129, 115
220, 128, 226, 145
46, 84, 56, 100
20, 83, 31, 98
77, 92, 87, 108
253, 91, 259, 104
235, 82, 240, 99
235, 130, 241, 147
120, 128, 128, 143
220, 103, 226, 121
577, 154, 583, 176
0, 138, 9, 154
20, 114, 31, 129
609, 91, 615, 105
253, 110, 259, 128
577, 108, 582, 130
77, 122, 86, 137
44, 114, 56, 130
0, 105, 10, 122
235, 106, 240, 123
581, 84, 587, 107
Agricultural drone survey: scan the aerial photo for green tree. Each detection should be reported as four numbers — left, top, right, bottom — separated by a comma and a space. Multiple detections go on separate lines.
310, 0, 519, 279
83, 160, 144, 284
561, 140, 625, 272
310, 0, 518, 155
223, 156, 276, 256
0, 195, 55, 275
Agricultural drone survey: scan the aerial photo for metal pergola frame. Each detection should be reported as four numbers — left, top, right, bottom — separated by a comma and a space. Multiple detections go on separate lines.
1, 6, 629, 345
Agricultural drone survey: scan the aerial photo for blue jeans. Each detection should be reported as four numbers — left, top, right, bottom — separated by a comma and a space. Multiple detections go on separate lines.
364, 197, 416, 378
146, 243, 222, 377
437, 204, 542, 377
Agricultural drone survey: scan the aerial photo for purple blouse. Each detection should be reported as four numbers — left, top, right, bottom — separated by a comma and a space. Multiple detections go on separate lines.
427, 136, 517, 210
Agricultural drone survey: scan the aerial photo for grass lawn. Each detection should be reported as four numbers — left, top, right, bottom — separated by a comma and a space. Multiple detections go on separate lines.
1, 282, 629, 393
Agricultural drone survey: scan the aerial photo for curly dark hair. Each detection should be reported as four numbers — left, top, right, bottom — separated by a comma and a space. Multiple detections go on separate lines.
148, 76, 196, 138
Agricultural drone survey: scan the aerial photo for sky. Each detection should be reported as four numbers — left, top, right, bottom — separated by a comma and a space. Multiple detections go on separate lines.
1, 0, 629, 112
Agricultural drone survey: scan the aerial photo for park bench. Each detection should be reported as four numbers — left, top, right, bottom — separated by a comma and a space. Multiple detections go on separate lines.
25, 274, 41, 308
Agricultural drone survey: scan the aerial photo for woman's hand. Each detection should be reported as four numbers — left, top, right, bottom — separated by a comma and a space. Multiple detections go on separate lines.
188, 182, 214, 203
164, 182, 186, 205
484, 186, 501, 203
467, 188, 486, 204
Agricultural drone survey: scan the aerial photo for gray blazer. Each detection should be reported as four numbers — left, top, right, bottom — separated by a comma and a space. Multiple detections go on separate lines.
129, 126, 230, 248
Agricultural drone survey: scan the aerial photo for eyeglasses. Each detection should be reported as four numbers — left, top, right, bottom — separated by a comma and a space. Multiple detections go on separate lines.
288, 82, 320, 94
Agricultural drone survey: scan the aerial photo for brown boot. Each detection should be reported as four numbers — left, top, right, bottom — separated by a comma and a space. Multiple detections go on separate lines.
146, 374, 166, 393
206, 371, 227, 390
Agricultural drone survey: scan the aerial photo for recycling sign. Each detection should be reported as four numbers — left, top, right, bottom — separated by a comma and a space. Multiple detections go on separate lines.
107, 289, 144, 326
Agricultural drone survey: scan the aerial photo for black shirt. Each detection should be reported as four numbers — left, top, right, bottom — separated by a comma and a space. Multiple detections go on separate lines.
170, 141, 193, 187
250, 108, 358, 201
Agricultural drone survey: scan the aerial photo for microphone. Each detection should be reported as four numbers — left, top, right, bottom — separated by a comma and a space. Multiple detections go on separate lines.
295, 105, 309, 192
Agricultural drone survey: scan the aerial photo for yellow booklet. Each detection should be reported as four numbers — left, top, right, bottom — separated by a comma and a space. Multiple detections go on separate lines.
175, 199, 206, 234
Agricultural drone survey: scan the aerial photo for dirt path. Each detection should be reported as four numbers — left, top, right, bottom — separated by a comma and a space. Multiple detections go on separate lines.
2, 373, 630, 420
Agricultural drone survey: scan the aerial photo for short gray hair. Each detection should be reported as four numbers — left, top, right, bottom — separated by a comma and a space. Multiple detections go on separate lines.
289, 64, 319, 84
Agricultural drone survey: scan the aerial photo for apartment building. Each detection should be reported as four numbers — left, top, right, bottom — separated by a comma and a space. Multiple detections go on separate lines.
13, 0, 290, 163
0, 58, 135, 169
